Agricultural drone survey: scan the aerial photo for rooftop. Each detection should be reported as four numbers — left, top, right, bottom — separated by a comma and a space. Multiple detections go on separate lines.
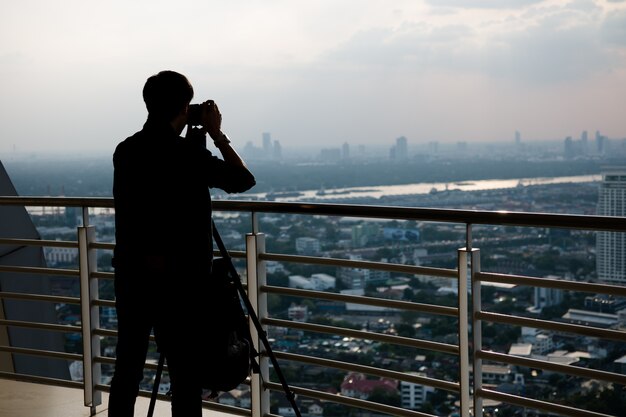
0, 379, 230, 417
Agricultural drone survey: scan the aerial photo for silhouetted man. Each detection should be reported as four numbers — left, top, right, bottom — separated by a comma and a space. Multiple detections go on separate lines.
109, 70, 255, 417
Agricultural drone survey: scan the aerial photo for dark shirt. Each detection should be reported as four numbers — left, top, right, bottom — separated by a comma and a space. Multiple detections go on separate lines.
113, 119, 255, 270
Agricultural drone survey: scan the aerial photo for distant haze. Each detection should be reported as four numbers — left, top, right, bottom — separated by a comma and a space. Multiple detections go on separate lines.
0, 0, 625, 153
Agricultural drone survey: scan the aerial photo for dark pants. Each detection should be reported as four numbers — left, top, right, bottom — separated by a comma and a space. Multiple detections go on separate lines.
108, 261, 205, 417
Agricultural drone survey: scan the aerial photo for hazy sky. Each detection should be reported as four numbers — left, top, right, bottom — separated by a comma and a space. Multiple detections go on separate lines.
1, 0, 625, 153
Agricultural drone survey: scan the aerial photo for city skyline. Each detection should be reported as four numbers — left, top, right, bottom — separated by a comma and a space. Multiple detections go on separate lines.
1, 0, 625, 153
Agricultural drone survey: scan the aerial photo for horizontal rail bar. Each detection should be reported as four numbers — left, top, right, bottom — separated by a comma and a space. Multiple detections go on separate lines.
0, 345, 82, 362
0, 319, 81, 333
477, 272, 626, 297
477, 387, 613, 417
94, 355, 116, 366
217, 249, 246, 259
2, 196, 626, 231
0, 291, 80, 305
264, 381, 435, 417
93, 298, 116, 308
0, 196, 114, 208
477, 350, 626, 386
93, 328, 155, 344
476, 311, 626, 342
0, 371, 84, 390
0, 238, 77, 248
0, 265, 79, 277
93, 328, 120, 338
92, 271, 114, 280
273, 351, 459, 392
261, 252, 458, 278
263, 317, 459, 355
213, 200, 626, 231
90, 242, 114, 250
262, 285, 459, 316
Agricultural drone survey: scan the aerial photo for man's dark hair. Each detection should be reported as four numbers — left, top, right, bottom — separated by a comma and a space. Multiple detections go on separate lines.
143, 70, 194, 121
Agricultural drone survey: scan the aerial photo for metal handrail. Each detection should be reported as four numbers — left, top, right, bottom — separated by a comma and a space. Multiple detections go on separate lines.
262, 285, 459, 316
0, 238, 78, 248
0, 345, 82, 362
0, 264, 79, 277
476, 271, 626, 297
263, 317, 459, 355
264, 381, 436, 417
2, 195, 626, 231
273, 351, 460, 392
477, 350, 626, 386
0, 319, 81, 333
0, 291, 80, 305
476, 388, 613, 417
261, 252, 458, 277
476, 311, 626, 342
1, 196, 625, 417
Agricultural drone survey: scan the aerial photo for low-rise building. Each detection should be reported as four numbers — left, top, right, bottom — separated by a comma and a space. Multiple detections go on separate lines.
340, 372, 397, 400
561, 309, 618, 328
400, 372, 435, 410
295, 237, 321, 255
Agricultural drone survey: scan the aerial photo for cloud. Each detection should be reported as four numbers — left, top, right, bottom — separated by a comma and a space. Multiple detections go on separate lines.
321, 1, 625, 85
602, 9, 626, 46
324, 24, 477, 73
424, 0, 545, 9
476, 23, 609, 83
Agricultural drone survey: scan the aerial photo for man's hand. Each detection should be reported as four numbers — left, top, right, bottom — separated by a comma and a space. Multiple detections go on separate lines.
200, 100, 223, 139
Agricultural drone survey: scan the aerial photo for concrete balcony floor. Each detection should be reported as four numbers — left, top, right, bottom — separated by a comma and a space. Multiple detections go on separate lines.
0, 379, 232, 417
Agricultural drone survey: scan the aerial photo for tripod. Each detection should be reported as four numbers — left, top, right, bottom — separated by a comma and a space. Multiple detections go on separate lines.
147, 221, 302, 417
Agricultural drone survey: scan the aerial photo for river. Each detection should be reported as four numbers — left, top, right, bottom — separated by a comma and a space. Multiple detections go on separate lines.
243, 174, 601, 202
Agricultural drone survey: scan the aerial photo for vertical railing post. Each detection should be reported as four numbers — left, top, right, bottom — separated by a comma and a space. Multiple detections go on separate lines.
78, 223, 101, 415
457, 248, 470, 417
247, 215, 269, 417
471, 248, 483, 417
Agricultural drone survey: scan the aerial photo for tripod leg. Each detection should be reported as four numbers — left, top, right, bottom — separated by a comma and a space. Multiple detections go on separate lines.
147, 353, 165, 417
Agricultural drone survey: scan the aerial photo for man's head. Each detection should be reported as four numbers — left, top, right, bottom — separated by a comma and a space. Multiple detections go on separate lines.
143, 70, 194, 122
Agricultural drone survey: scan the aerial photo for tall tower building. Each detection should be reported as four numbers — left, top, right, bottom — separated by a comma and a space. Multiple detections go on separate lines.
262, 132, 272, 158
581, 130, 588, 155
273, 140, 282, 160
390, 136, 408, 160
342, 142, 350, 160
597, 168, 626, 285
396, 136, 408, 160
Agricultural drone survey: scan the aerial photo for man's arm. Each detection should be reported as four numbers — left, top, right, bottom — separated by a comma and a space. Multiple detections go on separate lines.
199, 100, 255, 191
211, 131, 251, 171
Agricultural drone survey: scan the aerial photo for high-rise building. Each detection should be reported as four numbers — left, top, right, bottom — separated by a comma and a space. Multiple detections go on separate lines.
262, 132, 272, 158
273, 140, 282, 160
342, 142, 350, 160
596, 131, 608, 155
597, 168, 626, 285
390, 136, 408, 160
564, 136, 575, 158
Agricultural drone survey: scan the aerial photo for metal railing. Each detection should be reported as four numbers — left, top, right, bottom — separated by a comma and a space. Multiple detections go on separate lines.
0, 196, 625, 417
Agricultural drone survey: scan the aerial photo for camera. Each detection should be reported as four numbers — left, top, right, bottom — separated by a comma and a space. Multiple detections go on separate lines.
187, 104, 203, 126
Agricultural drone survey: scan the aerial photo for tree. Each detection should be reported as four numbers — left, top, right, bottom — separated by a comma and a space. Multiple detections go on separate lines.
367, 387, 400, 406
395, 323, 416, 338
